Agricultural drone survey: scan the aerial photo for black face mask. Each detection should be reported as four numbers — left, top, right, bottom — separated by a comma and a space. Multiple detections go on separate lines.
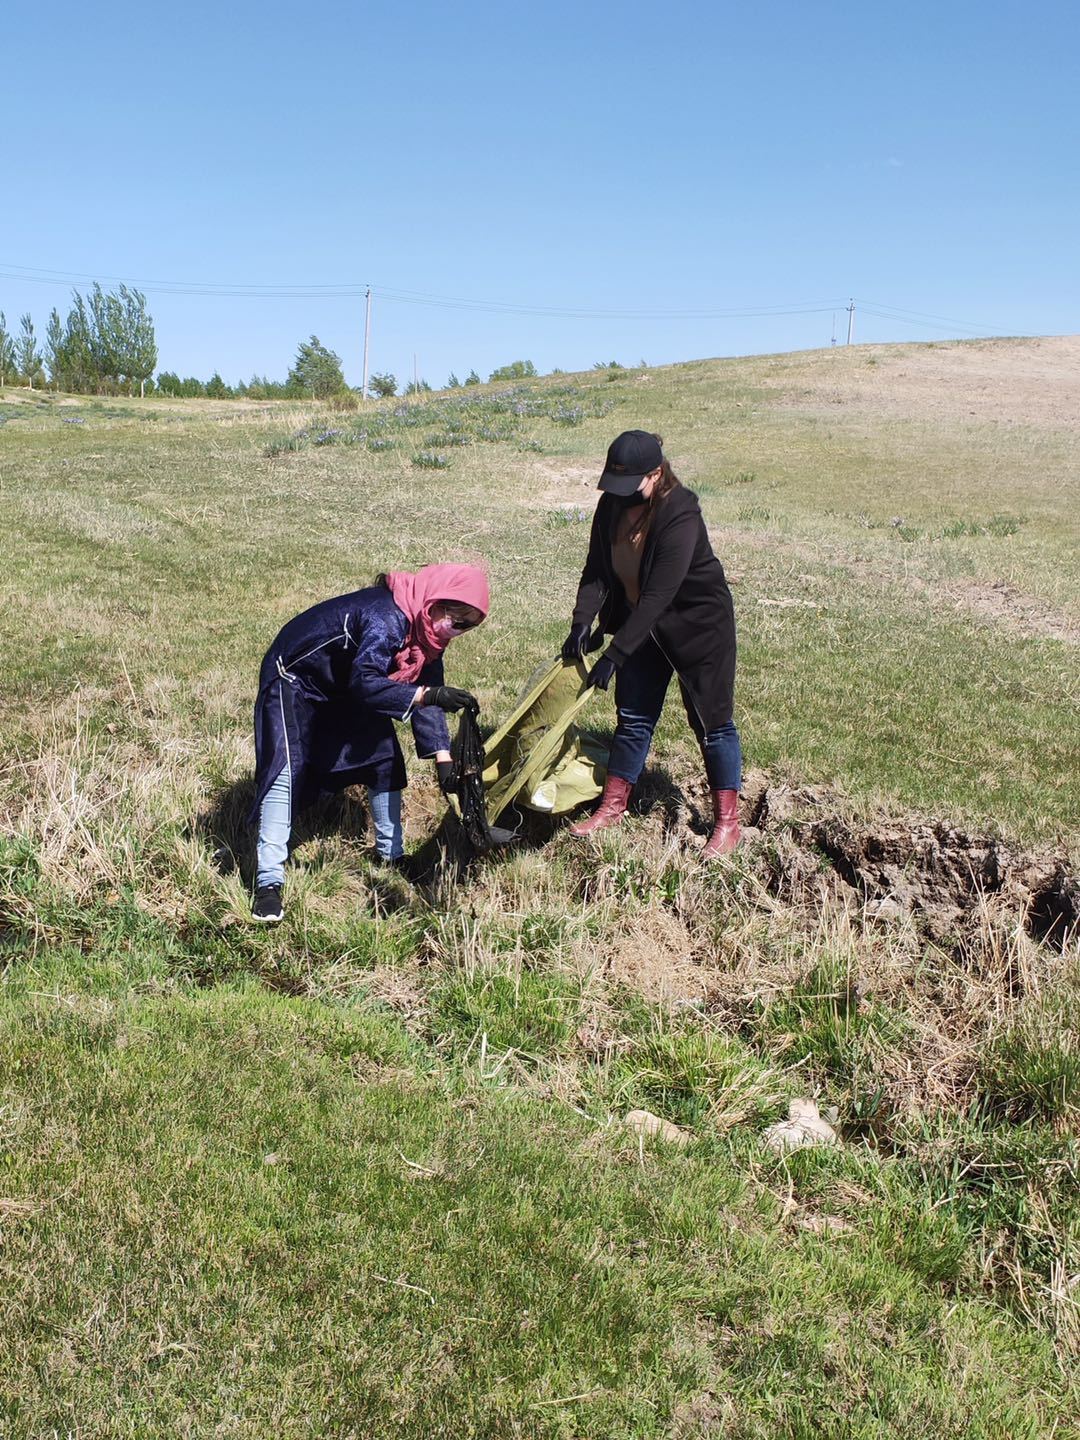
608, 488, 646, 508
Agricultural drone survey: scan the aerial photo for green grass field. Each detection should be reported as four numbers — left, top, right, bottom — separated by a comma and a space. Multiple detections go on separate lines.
1, 339, 1078, 1436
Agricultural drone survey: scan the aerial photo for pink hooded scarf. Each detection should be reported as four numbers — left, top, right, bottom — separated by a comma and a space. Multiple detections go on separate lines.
385, 563, 490, 683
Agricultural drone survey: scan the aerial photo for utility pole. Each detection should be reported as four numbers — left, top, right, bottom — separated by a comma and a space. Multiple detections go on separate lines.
413, 353, 418, 394
830, 312, 837, 346
361, 286, 371, 400
846, 298, 855, 345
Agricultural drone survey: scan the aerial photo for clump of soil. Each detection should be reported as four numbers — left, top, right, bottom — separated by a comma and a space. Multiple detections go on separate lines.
744, 772, 1078, 953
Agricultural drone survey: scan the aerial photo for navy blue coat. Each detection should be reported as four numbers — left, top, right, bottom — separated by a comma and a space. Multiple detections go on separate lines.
251, 585, 451, 816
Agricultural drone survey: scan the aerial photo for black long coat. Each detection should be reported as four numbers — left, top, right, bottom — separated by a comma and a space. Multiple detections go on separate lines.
251, 586, 450, 818
571, 486, 736, 729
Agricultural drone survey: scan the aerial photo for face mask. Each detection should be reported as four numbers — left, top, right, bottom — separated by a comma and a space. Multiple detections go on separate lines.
610, 487, 646, 508
431, 614, 458, 643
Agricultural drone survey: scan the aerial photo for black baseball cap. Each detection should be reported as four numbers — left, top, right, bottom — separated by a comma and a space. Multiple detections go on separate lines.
598, 430, 664, 496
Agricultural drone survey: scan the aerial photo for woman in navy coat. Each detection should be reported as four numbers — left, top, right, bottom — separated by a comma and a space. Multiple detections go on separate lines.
251, 563, 489, 921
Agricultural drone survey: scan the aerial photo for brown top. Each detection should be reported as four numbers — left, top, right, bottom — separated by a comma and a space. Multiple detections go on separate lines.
610, 505, 651, 606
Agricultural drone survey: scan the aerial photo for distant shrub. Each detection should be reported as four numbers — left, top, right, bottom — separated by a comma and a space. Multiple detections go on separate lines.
327, 389, 359, 412
489, 360, 536, 382
368, 372, 397, 399
426, 432, 471, 447
265, 431, 310, 457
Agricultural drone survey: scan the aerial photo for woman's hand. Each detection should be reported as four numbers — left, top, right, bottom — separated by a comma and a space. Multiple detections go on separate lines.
586, 655, 617, 691
424, 685, 479, 714
561, 622, 592, 660
436, 759, 457, 795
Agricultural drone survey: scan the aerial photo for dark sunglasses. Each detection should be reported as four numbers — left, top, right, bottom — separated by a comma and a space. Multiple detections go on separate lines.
444, 607, 481, 631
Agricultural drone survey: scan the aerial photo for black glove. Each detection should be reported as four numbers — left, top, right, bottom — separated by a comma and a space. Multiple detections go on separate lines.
436, 759, 457, 796
561, 622, 591, 660
425, 685, 479, 714
586, 655, 617, 691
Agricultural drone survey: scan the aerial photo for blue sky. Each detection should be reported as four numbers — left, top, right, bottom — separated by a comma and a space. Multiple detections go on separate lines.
4, 0, 1077, 389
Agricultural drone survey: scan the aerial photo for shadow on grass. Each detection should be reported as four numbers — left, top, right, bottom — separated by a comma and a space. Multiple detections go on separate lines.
632, 764, 702, 840
190, 750, 699, 902
192, 778, 374, 887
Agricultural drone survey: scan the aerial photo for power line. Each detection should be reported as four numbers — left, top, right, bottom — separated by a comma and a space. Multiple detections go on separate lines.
853, 297, 1007, 336
0, 261, 847, 322
0, 260, 1019, 339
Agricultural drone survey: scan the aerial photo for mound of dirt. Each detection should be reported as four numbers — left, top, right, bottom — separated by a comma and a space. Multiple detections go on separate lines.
744, 774, 1078, 953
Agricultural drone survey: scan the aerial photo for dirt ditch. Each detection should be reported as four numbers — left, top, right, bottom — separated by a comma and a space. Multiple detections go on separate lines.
738, 772, 1078, 954
582, 767, 1080, 1118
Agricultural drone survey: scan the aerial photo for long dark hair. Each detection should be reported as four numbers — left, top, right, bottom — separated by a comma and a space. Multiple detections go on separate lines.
612, 436, 681, 539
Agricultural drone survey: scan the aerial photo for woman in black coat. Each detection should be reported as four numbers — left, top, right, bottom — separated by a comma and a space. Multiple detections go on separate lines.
562, 431, 741, 856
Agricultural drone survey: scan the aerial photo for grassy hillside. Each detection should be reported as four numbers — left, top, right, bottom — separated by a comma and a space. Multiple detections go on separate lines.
1, 339, 1078, 1436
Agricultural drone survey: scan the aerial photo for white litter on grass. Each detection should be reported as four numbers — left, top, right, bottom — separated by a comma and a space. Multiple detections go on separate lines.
623, 1109, 691, 1148
762, 1098, 839, 1154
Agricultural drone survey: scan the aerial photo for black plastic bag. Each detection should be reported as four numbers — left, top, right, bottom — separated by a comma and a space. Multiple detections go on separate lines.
449, 708, 517, 852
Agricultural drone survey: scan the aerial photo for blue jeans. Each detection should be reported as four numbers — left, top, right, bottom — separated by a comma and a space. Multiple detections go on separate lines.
256, 769, 403, 886
607, 638, 742, 791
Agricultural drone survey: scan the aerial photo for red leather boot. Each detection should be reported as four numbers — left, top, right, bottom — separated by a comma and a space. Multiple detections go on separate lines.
702, 789, 741, 858
569, 775, 633, 837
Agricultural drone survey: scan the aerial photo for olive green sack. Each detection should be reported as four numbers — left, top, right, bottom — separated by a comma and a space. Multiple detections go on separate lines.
482, 658, 608, 821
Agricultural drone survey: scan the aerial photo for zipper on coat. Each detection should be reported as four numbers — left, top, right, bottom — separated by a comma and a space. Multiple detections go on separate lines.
650, 629, 708, 732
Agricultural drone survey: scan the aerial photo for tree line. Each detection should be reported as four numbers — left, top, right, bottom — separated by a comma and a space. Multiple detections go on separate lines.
1, 290, 622, 400
0, 285, 158, 396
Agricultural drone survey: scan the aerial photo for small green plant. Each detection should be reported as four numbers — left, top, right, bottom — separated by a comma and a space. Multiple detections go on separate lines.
610, 1027, 784, 1131
978, 989, 1080, 1124
411, 451, 451, 469
544, 508, 590, 528
941, 514, 1026, 539
425, 432, 471, 448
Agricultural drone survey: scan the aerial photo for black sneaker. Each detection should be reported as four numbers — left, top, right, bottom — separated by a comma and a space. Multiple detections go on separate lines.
252, 885, 284, 923
372, 853, 421, 884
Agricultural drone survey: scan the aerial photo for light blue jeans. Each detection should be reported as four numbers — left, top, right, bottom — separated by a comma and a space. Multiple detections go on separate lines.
256, 769, 403, 887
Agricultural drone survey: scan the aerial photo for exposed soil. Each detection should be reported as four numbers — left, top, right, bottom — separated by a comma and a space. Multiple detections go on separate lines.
591, 767, 1079, 1113
947, 576, 1079, 646
741, 772, 1078, 951
763, 334, 1080, 432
